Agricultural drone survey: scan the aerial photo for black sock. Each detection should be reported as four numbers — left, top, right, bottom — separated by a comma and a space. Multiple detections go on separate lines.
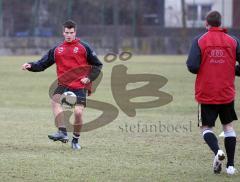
72, 133, 80, 143
224, 137, 236, 167
203, 132, 219, 155
59, 127, 67, 136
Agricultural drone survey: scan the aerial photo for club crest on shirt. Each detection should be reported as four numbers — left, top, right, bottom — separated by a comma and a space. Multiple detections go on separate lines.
58, 47, 64, 53
73, 47, 79, 53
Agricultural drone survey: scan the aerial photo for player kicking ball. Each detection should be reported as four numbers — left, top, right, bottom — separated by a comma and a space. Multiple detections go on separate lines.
22, 20, 102, 150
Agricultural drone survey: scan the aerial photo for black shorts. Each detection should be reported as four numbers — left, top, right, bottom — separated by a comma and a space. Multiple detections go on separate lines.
53, 85, 87, 107
200, 101, 238, 127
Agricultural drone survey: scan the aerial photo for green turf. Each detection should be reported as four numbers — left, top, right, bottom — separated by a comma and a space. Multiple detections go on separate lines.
0, 56, 240, 181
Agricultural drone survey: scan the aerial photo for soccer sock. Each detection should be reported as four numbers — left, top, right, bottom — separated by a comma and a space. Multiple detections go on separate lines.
59, 127, 67, 136
203, 130, 219, 155
224, 130, 236, 167
72, 133, 80, 143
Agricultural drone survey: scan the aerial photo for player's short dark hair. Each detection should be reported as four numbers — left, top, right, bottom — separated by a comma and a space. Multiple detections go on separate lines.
63, 20, 77, 30
206, 11, 221, 27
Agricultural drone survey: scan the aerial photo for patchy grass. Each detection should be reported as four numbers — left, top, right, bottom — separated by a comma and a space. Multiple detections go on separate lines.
0, 56, 240, 181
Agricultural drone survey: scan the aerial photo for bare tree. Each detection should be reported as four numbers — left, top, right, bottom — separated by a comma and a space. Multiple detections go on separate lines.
113, 0, 119, 53
181, 0, 187, 28
179, 0, 188, 54
0, 0, 3, 36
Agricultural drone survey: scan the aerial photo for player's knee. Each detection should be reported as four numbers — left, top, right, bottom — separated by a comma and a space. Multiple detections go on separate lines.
223, 122, 234, 132
74, 107, 83, 116
222, 122, 236, 137
201, 127, 213, 137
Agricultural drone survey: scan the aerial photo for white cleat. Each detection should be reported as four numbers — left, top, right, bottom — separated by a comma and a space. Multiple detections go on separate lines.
226, 166, 236, 175
71, 142, 81, 150
213, 150, 225, 174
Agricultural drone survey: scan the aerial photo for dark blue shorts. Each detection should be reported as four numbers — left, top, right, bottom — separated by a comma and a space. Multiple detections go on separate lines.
54, 85, 87, 107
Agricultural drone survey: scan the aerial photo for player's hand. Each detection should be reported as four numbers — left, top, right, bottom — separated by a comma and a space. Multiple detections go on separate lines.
22, 63, 31, 70
80, 77, 90, 84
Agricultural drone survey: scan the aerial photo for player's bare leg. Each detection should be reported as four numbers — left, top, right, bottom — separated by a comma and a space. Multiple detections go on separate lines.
48, 94, 69, 143
51, 94, 65, 127
71, 104, 84, 149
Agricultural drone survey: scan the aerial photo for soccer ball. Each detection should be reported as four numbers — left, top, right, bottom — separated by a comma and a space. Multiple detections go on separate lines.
61, 91, 77, 107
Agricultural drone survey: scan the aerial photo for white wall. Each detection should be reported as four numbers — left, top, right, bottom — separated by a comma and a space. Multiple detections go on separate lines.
165, 0, 182, 27
211, 0, 233, 27
165, 0, 233, 27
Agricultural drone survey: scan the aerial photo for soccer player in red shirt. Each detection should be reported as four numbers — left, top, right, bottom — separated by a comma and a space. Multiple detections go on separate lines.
187, 11, 240, 174
22, 20, 102, 150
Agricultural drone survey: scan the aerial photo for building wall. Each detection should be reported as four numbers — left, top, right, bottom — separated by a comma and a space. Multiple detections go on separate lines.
211, 0, 232, 27
165, 0, 182, 27
233, 0, 240, 28
165, 0, 233, 27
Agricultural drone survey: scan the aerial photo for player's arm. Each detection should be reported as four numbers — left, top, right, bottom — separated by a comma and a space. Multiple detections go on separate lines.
186, 37, 201, 74
234, 38, 240, 76
22, 47, 56, 72
81, 41, 103, 83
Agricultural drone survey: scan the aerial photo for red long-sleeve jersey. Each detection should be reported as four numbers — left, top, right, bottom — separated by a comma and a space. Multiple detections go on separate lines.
28, 38, 102, 92
187, 27, 240, 104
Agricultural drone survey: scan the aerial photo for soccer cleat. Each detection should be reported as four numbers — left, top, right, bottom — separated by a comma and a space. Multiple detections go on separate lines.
226, 166, 236, 175
213, 150, 225, 174
71, 141, 81, 150
48, 131, 69, 143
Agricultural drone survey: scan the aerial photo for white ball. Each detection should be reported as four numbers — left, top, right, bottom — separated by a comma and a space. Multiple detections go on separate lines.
61, 91, 77, 107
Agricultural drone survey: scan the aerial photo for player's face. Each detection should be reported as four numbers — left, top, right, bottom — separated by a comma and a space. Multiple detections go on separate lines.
63, 28, 76, 42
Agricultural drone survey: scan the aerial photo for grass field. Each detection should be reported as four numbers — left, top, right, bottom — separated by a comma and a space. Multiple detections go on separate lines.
0, 55, 240, 182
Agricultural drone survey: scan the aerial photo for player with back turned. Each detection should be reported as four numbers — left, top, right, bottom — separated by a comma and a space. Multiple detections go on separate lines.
186, 11, 240, 175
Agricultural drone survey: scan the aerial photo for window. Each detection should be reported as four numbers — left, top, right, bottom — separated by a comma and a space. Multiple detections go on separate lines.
140, 0, 164, 25
201, 5, 212, 20
186, 4, 212, 27
187, 5, 198, 21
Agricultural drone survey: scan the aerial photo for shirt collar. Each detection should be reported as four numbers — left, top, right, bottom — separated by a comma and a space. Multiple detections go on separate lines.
209, 27, 227, 33
63, 38, 80, 45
